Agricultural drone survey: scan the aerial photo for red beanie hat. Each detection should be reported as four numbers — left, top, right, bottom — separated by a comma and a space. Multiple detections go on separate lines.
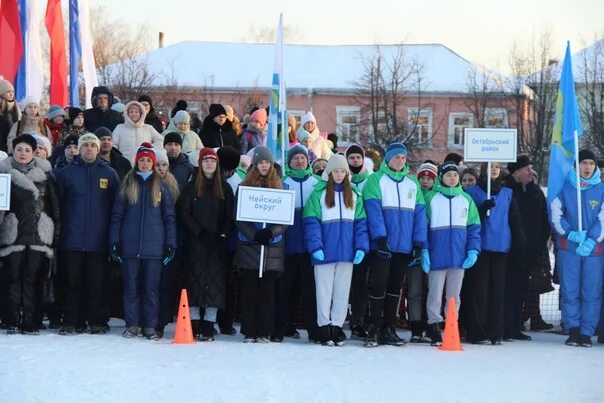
198, 147, 218, 165
135, 142, 156, 166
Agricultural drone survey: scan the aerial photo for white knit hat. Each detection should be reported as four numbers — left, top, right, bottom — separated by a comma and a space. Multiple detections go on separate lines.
300, 111, 316, 128
154, 148, 169, 165
32, 134, 52, 157
173, 110, 190, 124
321, 154, 350, 181
19, 96, 39, 111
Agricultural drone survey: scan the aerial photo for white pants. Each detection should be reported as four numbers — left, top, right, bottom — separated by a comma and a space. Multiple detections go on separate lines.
427, 269, 465, 324
315, 262, 354, 327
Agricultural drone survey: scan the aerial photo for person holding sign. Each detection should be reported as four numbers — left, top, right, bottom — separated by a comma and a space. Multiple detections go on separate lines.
464, 162, 525, 345
362, 142, 428, 347
423, 162, 481, 346
235, 146, 288, 343
303, 154, 369, 346
0, 134, 60, 334
550, 149, 604, 347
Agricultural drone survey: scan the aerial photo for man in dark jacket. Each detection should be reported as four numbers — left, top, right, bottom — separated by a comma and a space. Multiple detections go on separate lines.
55, 133, 120, 335
200, 104, 241, 151
95, 127, 132, 180
83, 86, 123, 132
138, 95, 164, 133
164, 132, 194, 189
503, 155, 550, 341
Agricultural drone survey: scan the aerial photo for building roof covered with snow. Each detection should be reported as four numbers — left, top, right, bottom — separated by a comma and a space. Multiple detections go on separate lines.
124, 41, 496, 94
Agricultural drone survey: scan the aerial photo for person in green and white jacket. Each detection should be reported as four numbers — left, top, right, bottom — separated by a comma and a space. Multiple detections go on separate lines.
423, 161, 481, 346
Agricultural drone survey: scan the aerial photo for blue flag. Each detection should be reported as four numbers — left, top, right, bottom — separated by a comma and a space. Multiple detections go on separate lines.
547, 42, 583, 203
267, 14, 286, 164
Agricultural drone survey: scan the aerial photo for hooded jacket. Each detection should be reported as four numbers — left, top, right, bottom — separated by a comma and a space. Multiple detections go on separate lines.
112, 101, 164, 163
199, 116, 240, 151
83, 86, 123, 132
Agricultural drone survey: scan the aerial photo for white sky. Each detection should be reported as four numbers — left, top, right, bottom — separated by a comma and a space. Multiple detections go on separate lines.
95, 0, 602, 72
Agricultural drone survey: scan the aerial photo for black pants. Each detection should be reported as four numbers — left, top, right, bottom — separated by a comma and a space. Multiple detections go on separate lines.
301, 256, 318, 340
157, 258, 179, 329
217, 251, 236, 330
241, 270, 278, 338
62, 251, 107, 327
350, 255, 369, 326
464, 251, 507, 342
367, 252, 411, 327
504, 254, 531, 335
4, 248, 43, 326
274, 253, 307, 337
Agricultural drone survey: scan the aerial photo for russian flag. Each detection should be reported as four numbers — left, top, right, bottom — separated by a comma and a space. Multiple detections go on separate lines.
69, 0, 98, 108
0, 0, 24, 84
46, 0, 68, 106
15, 0, 44, 102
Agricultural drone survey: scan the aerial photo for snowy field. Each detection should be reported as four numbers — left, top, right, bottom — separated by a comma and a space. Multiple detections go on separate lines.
0, 321, 602, 403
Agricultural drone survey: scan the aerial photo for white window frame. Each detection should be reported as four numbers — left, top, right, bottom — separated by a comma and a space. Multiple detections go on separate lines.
484, 108, 509, 128
448, 112, 473, 147
288, 109, 305, 130
407, 107, 432, 146
336, 106, 361, 145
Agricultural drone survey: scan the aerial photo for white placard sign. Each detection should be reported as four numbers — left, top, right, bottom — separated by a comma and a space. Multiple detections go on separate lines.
236, 186, 296, 225
464, 128, 518, 162
0, 174, 11, 211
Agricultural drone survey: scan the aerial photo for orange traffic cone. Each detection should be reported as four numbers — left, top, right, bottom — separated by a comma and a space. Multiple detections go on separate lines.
172, 289, 195, 344
440, 296, 463, 351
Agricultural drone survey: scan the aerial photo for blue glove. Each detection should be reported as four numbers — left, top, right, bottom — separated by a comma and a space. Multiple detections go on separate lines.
462, 250, 479, 269
421, 249, 431, 273
312, 250, 325, 262
576, 238, 596, 257
353, 250, 365, 265
568, 231, 587, 244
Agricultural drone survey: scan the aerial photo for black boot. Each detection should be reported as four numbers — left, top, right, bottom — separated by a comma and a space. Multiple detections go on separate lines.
382, 326, 406, 346
364, 324, 379, 348
530, 316, 554, 331
427, 323, 442, 347
565, 327, 580, 346
579, 334, 592, 348
320, 325, 334, 346
409, 321, 425, 343
350, 325, 367, 340
332, 326, 346, 347
200, 320, 215, 342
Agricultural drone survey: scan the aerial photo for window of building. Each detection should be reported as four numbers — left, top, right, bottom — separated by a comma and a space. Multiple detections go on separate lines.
448, 113, 473, 146
336, 106, 361, 145
408, 107, 432, 145
484, 108, 509, 128
288, 109, 305, 130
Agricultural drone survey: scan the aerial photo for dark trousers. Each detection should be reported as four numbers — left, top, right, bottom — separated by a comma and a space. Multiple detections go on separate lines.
274, 253, 307, 337
464, 251, 507, 342
301, 256, 318, 340
504, 254, 531, 335
349, 255, 369, 326
368, 252, 411, 327
62, 251, 107, 327
217, 251, 236, 330
122, 258, 162, 329
157, 253, 181, 329
241, 270, 278, 338
4, 248, 43, 326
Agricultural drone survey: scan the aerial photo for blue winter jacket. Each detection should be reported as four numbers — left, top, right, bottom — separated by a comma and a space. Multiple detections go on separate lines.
283, 168, 320, 255
550, 168, 604, 256
56, 156, 120, 252
466, 184, 513, 253
109, 173, 177, 259
303, 181, 369, 265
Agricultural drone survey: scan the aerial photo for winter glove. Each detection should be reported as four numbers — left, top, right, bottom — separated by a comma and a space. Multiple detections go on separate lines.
421, 249, 431, 274
109, 243, 122, 264
162, 247, 176, 266
353, 250, 365, 265
576, 238, 596, 257
253, 228, 274, 246
376, 237, 392, 261
567, 230, 587, 244
312, 249, 325, 262
462, 250, 479, 269
478, 199, 496, 217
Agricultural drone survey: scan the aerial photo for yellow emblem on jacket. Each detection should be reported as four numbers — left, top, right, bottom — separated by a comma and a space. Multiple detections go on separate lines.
99, 178, 108, 189
590, 199, 599, 210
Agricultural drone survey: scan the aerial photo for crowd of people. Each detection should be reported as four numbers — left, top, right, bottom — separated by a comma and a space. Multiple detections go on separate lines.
0, 79, 603, 349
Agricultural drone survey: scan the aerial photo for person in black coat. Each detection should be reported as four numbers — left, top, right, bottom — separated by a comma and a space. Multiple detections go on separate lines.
55, 134, 120, 335
138, 95, 164, 134
95, 127, 132, 180
179, 148, 235, 341
0, 134, 60, 334
164, 132, 194, 189
503, 155, 550, 341
0, 79, 21, 152
83, 86, 123, 133
200, 104, 241, 151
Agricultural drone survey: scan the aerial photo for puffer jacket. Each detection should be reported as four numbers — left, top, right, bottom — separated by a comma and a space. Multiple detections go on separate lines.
112, 101, 164, 162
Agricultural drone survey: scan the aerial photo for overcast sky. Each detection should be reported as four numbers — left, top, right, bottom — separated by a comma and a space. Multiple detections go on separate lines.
96, 0, 603, 72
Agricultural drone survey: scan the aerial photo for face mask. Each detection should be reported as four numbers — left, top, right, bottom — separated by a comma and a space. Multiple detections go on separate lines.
349, 164, 363, 174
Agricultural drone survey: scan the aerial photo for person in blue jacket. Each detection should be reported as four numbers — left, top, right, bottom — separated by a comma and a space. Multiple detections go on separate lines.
304, 154, 369, 346
55, 133, 120, 335
362, 142, 429, 347
550, 149, 604, 347
464, 161, 525, 345
275, 145, 321, 343
109, 143, 177, 340
424, 161, 481, 346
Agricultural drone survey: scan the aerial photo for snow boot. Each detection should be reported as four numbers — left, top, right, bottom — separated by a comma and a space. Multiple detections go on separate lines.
409, 321, 424, 343
382, 326, 406, 346
333, 326, 346, 346
530, 316, 554, 331
270, 335, 283, 343
565, 327, 580, 347
59, 325, 75, 335
90, 325, 108, 335
122, 326, 140, 338
285, 326, 301, 339
220, 326, 237, 336
350, 325, 367, 340
579, 334, 592, 348
364, 324, 379, 348
320, 325, 334, 346
256, 336, 270, 343
143, 327, 160, 340
427, 323, 442, 347
199, 320, 215, 342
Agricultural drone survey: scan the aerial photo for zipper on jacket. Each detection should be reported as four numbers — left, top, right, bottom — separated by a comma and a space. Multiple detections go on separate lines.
449, 196, 452, 228
338, 190, 343, 221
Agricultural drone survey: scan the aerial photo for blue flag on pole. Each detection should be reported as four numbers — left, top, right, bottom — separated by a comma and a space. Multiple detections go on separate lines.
267, 14, 286, 164
69, 0, 82, 107
547, 42, 583, 203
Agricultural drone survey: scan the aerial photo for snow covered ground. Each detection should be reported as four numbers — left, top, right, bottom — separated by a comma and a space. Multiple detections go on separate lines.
1, 321, 602, 403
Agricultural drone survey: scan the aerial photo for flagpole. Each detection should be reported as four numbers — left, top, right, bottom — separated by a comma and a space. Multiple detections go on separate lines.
573, 129, 582, 232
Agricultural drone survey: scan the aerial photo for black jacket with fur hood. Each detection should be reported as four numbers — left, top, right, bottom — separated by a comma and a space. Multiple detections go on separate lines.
0, 156, 60, 258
